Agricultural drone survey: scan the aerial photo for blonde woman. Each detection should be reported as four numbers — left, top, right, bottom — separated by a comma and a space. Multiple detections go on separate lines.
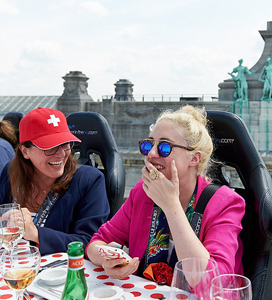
86, 105, 245, 283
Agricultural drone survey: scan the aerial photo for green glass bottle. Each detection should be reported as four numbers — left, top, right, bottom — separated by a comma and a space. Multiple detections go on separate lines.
61, 241, 89, 300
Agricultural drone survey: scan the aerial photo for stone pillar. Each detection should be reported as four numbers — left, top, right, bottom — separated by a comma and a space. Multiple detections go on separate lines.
219, 21, 272, 101
232, 100, 250, 127
57, 71, 93, 114
114, 79, 135, 101
259, 101, 272, 152
102, 97, 115, 128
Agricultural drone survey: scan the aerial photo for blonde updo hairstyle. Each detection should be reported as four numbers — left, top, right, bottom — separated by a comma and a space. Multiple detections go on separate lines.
151, 105, 213, 177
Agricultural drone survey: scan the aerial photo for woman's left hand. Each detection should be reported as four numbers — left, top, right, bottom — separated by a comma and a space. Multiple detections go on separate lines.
21, 208, 39, 244
101, 257, 140, 279
142, 158, 180, 212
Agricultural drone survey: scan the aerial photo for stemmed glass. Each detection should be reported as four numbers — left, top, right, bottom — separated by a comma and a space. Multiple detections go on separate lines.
0, 218, 3, 248
170, 257, 221, 300
0, 245, 41, 300
211, 274, 252, 300
0, 203, 25, 252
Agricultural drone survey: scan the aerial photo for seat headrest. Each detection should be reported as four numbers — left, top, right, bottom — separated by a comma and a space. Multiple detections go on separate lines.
3, 112, 24, 129
3, 111, 24, 141
67, 112, 119, 164
66, 111, 126, 218
207, 110, 265, 188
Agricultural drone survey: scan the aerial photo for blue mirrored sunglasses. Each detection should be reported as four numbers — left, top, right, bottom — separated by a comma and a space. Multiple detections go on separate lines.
138, 139, 194, 157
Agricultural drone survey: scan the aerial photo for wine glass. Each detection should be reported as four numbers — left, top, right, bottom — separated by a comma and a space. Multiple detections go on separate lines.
0, 245, 41, 300
0, 218, 3, 248
211, 274, 252, 300
0, 203, 25, 252
170, 257, 221, 300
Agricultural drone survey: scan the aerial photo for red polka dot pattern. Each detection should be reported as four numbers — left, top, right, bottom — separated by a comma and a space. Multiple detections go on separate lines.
52, 254, 63, 258
97, 275, 109, 280
93, 267, 104, 272
120, 276, 130, 280
144, 284, 157, 290
19, 261, 29, 265
104, 282, 115, 286
0, 295, 13, 299
150, 293, 165, 299
121, 283, 134, 289
176, 294, 189, 299
17, 241, 27, 246
0, 250, 172, 299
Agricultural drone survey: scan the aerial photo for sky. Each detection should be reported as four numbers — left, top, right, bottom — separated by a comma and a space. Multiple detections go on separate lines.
0, 0, 271, 101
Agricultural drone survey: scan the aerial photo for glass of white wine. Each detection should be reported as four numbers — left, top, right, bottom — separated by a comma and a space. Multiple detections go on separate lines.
0, 218, 3, 248
0, 245, 41, 300
0, 203, 25, 252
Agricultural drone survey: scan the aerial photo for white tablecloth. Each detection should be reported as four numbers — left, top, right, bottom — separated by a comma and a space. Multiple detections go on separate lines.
0, 250, 172, 300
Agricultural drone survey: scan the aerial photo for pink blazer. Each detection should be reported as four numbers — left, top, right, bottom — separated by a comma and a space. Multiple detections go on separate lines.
88, 176, 245, 275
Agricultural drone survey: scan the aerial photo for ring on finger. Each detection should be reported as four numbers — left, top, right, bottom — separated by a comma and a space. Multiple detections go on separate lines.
149, 168, 159, 180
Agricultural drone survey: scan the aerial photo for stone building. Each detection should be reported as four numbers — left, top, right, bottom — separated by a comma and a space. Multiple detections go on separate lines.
1, 21, 272, 196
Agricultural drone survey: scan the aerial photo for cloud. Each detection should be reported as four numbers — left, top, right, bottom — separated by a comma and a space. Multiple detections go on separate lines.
79, 1, 109, 17
17, 41, 63, 68
0, 0, 19, 15
114, 26, 140, 39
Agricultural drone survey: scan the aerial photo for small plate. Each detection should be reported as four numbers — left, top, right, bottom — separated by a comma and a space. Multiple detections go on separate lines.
90, 286, 134, 300
38, 267, 67, 286
90, 286, 124, 299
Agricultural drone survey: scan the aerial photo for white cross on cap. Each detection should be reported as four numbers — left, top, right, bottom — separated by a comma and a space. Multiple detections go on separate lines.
47, 114, 61, 127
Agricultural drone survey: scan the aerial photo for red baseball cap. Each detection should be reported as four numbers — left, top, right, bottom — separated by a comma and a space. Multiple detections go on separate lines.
19, 107, 81, 149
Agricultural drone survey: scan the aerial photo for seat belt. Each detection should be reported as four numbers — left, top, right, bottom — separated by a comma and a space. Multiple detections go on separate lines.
190, 184, 221, 238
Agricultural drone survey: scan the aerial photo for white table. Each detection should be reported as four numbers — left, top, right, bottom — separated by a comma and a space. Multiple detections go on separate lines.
0, 251, 172, 300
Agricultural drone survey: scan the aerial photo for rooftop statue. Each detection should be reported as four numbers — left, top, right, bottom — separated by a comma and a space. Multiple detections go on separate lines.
228, 59, 255, 101
259, 56, 272, 101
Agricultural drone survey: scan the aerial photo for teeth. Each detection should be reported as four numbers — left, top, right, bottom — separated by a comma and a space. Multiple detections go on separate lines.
49, 161, 62, 165
156, 166, 163, 170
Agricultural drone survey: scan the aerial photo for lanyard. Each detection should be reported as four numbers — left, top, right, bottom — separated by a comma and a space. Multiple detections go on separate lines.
33, 191, 59, 227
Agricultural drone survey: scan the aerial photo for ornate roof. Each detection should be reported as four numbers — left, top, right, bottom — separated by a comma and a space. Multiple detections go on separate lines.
0, 96, 58, 119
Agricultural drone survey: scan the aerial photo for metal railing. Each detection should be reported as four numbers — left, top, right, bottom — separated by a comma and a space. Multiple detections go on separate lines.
102, 94, 219, 102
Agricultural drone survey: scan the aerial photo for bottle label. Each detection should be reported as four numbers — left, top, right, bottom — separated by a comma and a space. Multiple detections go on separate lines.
68, 254, 84, 270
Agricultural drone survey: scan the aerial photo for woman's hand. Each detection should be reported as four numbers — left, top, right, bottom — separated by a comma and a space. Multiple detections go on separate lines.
21, 208, 39, 244
87, 241, 139, 279
142, 158, 180, 213
101, 257, 139, 279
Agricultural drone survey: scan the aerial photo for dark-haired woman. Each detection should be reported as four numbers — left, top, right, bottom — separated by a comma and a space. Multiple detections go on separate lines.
0, 107, 109, 255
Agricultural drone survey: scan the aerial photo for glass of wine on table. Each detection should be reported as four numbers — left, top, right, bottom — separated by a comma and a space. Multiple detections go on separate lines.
0, 218, 3, 249
0, 245, 41, 300
0, 203, 25, 252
